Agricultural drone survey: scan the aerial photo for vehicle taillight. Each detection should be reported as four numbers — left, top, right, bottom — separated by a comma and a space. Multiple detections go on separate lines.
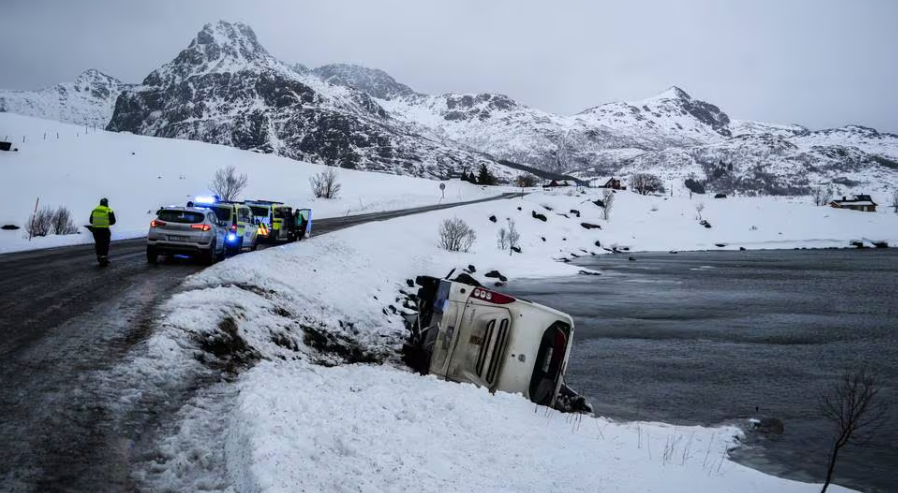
150, 219, 166, 228
471, 288, 516, 304
231, 224, 237, 232
191, 224, 211, 231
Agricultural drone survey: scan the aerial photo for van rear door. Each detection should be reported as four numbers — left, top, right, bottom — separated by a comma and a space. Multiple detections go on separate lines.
445, 303, 512, 390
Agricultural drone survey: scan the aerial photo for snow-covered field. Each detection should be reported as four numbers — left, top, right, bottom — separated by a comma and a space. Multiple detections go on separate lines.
110, 187, 890, 492
0, 113, 498, 253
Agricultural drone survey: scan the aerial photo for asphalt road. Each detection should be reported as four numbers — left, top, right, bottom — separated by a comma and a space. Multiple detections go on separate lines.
0, 193, 518, 492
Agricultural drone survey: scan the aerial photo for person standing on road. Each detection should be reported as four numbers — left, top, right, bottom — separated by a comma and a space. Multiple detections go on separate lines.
89, 198, 116, 266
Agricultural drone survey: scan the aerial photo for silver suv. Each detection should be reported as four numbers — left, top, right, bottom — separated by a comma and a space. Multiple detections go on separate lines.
146, 207, 227, 264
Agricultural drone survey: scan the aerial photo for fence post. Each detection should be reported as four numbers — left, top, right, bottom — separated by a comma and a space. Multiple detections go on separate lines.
29, 197, 40, 241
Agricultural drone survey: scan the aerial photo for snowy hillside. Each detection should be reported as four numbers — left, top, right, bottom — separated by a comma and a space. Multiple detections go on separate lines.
106, 21, 512, 180
0, 113, 499, 253
0, 69, 130, 128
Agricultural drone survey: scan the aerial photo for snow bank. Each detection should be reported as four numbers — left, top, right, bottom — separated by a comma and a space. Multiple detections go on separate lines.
120, 188, 885, 491
226, 362, 853, 493
0, 113, 496, 253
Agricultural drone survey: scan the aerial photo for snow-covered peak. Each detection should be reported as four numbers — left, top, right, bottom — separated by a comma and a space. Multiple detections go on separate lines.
190, 21, 268, 60
650, 86, 692, 101
72, 69, 124, 87
143, 20, 278, 86
311, 63, 417, 100
0, 69, 131, 127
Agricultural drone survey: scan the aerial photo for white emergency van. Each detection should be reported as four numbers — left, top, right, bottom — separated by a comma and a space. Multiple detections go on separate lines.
411, 276, 576, 408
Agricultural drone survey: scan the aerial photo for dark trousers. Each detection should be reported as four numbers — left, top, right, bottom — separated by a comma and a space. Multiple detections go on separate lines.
92, 228, 111, 259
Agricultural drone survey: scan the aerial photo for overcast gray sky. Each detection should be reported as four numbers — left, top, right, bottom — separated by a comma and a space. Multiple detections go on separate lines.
1, 0, 896, 132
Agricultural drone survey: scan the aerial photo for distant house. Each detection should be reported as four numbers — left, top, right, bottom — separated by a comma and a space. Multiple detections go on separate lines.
829, 195, 878, 212
591, 177, 627, 190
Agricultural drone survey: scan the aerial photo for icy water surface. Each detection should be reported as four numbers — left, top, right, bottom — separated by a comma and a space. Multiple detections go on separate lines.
509, 249, 898, 493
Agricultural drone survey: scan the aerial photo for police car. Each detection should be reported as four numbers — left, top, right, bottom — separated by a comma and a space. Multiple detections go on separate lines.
147, 206, 228, 264
194, 198, 261, 255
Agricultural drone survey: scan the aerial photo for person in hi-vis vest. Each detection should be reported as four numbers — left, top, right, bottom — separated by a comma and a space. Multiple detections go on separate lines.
89, 198, 116, 266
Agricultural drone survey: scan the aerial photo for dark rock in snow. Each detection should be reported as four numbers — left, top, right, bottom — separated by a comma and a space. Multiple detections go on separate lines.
484, 270, 504, 279
467, 264, 476, 273
542, 237, 547, 242
570, 209, 581, 217
510, 246, 522, 254
581, 222, 601, 230
578, 270, 601, 276
715, 243, 727, 247
1, 224, 20, 230
594, 240, 601, 247
405, 279, 415, 288
531, 211, 548, 222
452, 273, 481, 287
714, 193, 727, 199
628, 256, 636, 261
488, 215, 497, 223
700, 220, 712, 228
517, 206, 522, 211
739, 246, 747, 251
592, 199, 605, 208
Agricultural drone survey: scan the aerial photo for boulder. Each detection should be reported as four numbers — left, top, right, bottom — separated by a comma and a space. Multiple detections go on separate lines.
715, 243, 727, 248
405, 279, 415, 288
1, 224, 20, 231
531, 211, 548, 222
594, 240, 601, 247
467, 264, 477, 273
488, 215, 497, 223
739, 247, 747, 251
749, 417, 784, 435
541, 237, 547, 242
580, 222, 602, 230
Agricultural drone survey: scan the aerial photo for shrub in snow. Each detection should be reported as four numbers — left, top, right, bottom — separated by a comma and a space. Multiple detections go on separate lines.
631, 173, 665, 195
310, 167, 342, 199
438, 217, 476, 252
497, 227, 510, 250
602, 189, 615, 220
25, 206, 54, 238
209, 165, 248, 201
50, 206, 79, 235
695, 202, 706, 220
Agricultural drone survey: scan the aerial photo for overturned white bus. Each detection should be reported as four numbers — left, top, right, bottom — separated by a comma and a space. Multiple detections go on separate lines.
409, 276, 583, 409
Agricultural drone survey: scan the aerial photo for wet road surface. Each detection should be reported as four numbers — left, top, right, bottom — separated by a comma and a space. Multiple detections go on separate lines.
508, 249, 898, 493
0, 193, 517, 492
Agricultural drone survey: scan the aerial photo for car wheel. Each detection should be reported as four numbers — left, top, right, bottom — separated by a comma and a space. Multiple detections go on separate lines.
147, 247, 158, 264
203, 241, 217, 266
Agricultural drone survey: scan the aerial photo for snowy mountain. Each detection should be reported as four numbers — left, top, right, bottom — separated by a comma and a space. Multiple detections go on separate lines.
3, 19, 896, 193
311, 64, 417, 100
0, 69, 131, 128
374, 81, 898, 195
106, 21, 508, 179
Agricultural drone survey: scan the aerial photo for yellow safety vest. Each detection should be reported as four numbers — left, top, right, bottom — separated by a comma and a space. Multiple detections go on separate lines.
91, 205, 113, 228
